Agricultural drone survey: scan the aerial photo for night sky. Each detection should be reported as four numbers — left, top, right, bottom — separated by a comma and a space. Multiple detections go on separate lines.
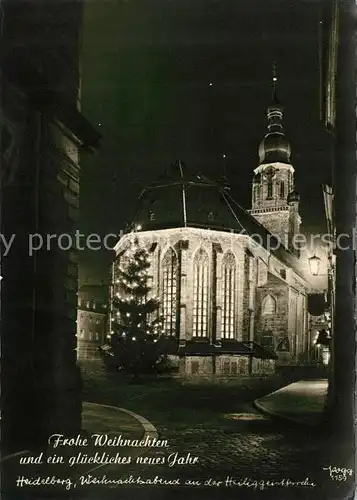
79, 0, 332, 284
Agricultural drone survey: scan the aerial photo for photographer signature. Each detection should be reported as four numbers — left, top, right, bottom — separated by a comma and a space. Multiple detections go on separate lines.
322, 466, 353, 481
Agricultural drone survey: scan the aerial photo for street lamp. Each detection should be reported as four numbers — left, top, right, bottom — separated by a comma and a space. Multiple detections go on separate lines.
308, 254, 321, 276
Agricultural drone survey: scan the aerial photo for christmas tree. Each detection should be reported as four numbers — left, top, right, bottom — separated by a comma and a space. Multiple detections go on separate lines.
108, 239, 164, 375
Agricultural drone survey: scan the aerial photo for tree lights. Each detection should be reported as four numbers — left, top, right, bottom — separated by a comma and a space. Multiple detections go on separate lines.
106, 239, 166, 375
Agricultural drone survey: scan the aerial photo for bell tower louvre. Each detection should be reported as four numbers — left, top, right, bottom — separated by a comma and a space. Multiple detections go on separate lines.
249, 63, 301, 255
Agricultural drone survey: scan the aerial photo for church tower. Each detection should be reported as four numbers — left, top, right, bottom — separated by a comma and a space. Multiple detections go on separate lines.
250, 64, 301, 254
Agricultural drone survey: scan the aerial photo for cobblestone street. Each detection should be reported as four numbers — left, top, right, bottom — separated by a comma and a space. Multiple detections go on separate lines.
79, 372, 354, 499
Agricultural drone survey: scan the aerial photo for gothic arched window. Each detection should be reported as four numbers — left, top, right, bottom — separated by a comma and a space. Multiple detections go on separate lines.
162, 248, 178, 335
261, 294, 277, 316
193, 249, 209, 337
267, 181, 273, 199
280, 181, 285, 198
221, 252, 236, 339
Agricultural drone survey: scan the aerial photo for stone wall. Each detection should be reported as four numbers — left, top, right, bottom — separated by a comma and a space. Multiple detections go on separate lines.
216, 355, 249, 375
77, 341, 101, 361
251, 358, 275, 375
253, 210, 290, 247
178, 355, 275, 376
255, 283, 289, 344
179, 356, 214, 375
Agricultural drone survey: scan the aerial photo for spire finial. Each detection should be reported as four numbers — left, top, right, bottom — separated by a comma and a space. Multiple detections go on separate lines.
272, 60, 278, 100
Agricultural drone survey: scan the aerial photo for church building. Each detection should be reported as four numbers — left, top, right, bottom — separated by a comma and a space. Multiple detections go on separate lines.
110, 77, 312, 376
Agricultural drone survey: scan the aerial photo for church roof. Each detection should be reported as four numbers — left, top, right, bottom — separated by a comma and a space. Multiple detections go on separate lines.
126, 162, 308, 281
132, 162, 246, 233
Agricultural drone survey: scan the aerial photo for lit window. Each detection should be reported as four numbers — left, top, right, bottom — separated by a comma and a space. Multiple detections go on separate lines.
162, 248, 178, 335
221, 252, 236, 339
261, 295, 276, 316
193, 249, 209, 337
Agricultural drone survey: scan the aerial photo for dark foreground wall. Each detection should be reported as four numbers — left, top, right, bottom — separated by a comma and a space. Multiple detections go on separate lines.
0, 0, 100, 454
330, 0, 356, 438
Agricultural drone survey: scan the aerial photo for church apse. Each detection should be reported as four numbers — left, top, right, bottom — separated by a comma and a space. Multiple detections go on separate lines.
111, 227, 281, 376
109, 119, 313, 375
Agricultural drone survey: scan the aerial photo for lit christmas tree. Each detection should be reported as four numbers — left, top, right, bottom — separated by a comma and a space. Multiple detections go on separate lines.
108, 239, 164, 375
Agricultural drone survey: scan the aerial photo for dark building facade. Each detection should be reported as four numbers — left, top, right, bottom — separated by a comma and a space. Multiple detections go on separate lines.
319, 0, 339, 133
319, 0, 356, 439
331, 0, 356, 436
1, 0, 100, 454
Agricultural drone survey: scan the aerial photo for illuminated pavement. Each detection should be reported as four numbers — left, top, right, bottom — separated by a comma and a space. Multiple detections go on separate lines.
73, 404, 352, 500
254, 379, 328, 426
77, 374, 354, 499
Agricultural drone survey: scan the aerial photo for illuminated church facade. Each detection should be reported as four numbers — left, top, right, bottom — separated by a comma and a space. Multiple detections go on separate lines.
110, 80, 313, 375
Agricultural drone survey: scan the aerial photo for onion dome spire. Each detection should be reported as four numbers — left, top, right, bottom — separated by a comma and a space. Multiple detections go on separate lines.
258, 62, 291, 165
